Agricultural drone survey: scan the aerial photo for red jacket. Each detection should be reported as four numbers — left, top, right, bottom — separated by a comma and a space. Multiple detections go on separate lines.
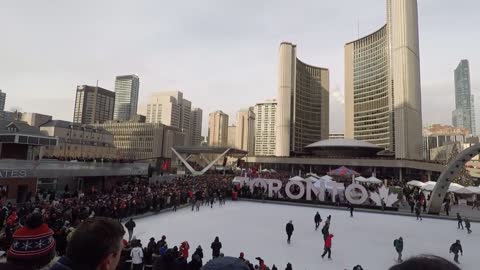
325, 234, 333, 248
180, 241, 190, 258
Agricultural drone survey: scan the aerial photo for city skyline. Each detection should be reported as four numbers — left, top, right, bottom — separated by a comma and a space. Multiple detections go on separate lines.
1, 0, 480, 135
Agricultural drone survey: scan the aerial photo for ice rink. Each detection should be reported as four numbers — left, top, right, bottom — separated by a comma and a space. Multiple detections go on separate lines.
130, 201, 478, 270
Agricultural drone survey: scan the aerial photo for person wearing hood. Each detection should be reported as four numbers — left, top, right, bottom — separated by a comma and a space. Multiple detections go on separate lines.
180, 241, 190, 258
211, 236, 222, 259
393, 237, 404, 262
464, 218, 472, 234
147, 237, 157, 254
321, 234, 334, 260
449, 240, 463, 264
285, 220, 294, 244
314, 212, 321, 230
285, 262, 292, 270
194, 245, 204, 260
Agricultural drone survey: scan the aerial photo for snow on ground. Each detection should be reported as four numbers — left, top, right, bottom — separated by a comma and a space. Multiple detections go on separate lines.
131, 201, 478, 270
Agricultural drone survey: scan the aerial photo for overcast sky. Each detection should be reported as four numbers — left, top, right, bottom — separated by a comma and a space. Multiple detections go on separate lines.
1, 0, 480, 135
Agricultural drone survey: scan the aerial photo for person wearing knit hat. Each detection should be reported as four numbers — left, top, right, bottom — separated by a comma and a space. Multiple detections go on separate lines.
7, 212, 56, 269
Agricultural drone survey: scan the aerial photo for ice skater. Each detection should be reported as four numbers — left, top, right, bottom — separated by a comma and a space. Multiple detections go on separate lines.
449, 240, 463, 264
210, 196, 214, 208
415, 202, 422, 220
457, 213, 464, 229
286, 220, 294, 244
393, 237, 404, 262
465, 218, 472, 234
314, 212, 322, 230
348, 203, 354, 217
125, 218, 136, 242
195, 199, 201, 212
321, 234, 333, 260
444, 201, 450, 216
321, 223, 330, 242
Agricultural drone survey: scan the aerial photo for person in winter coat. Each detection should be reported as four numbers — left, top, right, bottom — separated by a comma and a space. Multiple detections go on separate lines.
415, 203, 422, 221
348, 203, 354, 217
321, 234, 334, 259
125, 218, 136, 242
456, 213, 463, 229
285, 262, 292, 270
393, 237, 404, 262
147, 237, 157, 254
286, 220, 294, 244
239, 252, 246, 262
157, 235, 167, 252
194, 245, 203, 260
256, 257, 266, 270
130, 240, 144, 270
180, 241, 190, 258
211, 236, 222, 258
314, 212, 322, 230
188, 253, 203, 270
325, 215, 332, 225
464, 218, 472, 234
321, 223, 330, 241
272, 265, 277, 270
449, 240, 463, 264
444, 201, 450, 216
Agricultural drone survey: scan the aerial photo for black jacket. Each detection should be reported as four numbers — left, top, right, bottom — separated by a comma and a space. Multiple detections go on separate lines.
286, 223, 294, 235
314, 213, 321, 223
211, 240, 222, 257
450, 243, 463, 254
125, 220, 136, 230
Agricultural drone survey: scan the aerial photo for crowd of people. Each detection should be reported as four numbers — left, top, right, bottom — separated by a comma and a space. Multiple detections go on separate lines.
0, 168, 475, 270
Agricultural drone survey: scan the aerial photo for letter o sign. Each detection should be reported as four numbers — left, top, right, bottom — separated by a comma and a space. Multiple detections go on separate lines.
285, 181, 305, 200
345, 183, 368, 205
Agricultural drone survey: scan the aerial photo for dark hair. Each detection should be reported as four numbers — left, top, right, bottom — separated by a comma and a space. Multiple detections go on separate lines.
66, 217, 125, 268
389, 255, 460, 270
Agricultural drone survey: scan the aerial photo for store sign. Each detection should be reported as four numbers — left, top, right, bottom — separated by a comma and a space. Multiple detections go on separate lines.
248, 178, 398, 206
0, 169, 28, 178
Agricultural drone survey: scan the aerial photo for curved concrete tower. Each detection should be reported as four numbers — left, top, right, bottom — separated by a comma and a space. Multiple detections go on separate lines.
276, 42, 329, 157
345, 0, 422, 159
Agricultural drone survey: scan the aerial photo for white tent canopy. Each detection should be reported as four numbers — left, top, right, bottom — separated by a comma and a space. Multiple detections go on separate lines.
320, 175, 333, 181
466, 186, 480, 194
421, 181, 437, 191
304, 176, 319, 182
448, 183, 464, 193
366, 176, 383, 184
355, 176, 367, 182
406, 180, 425, 188
453, 187, 474, 194
261, 168, 270, 173
306, 173, 321, 179
289, 176, 305, 181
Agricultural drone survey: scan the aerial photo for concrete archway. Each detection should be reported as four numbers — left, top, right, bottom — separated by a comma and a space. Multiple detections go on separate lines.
428, 143, 480, 214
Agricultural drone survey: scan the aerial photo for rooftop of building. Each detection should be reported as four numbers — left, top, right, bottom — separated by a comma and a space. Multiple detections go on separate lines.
40, 120, 110, 133
0, 120, 42, 135
305, 138, 382, 149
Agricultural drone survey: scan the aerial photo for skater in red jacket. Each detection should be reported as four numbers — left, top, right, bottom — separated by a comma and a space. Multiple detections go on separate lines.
321, 234, 334, 260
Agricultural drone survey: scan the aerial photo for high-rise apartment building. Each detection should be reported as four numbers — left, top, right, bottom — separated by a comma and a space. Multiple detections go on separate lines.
345, 0, 423, 159
0, 90, 6, 120
145, 91, 192, 144
235, 108, 255, 154
113, 75, 140, 121
228, 125, 236, 147
73, 85, 115, 124
276, 42, 329, 156
452, 60, 475, 135
254, 100, 277, 156
208, 111, 229, 147
190, 108, 203, 146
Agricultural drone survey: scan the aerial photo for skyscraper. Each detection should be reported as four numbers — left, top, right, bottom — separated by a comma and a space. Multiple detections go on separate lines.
452, 60, 475, 135
113, 74, 139, 121
235, 108, 255, 155
228, 125, 236, 147
73, 85, 115, 124
190, 108, 203, 146
0, 90, 6, 120
276, 42, 329, 157
254, 99, 277, 156
345, 0, 423, 159
208, 111, 229, 147
145, 91, 192, 144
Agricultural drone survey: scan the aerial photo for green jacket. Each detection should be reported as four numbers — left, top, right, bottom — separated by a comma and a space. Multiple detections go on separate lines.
394, 238, 403, 252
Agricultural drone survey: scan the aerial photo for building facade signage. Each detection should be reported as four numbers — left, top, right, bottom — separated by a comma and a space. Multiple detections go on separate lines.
0, 169, 28, 178
248, 178, 398, 207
